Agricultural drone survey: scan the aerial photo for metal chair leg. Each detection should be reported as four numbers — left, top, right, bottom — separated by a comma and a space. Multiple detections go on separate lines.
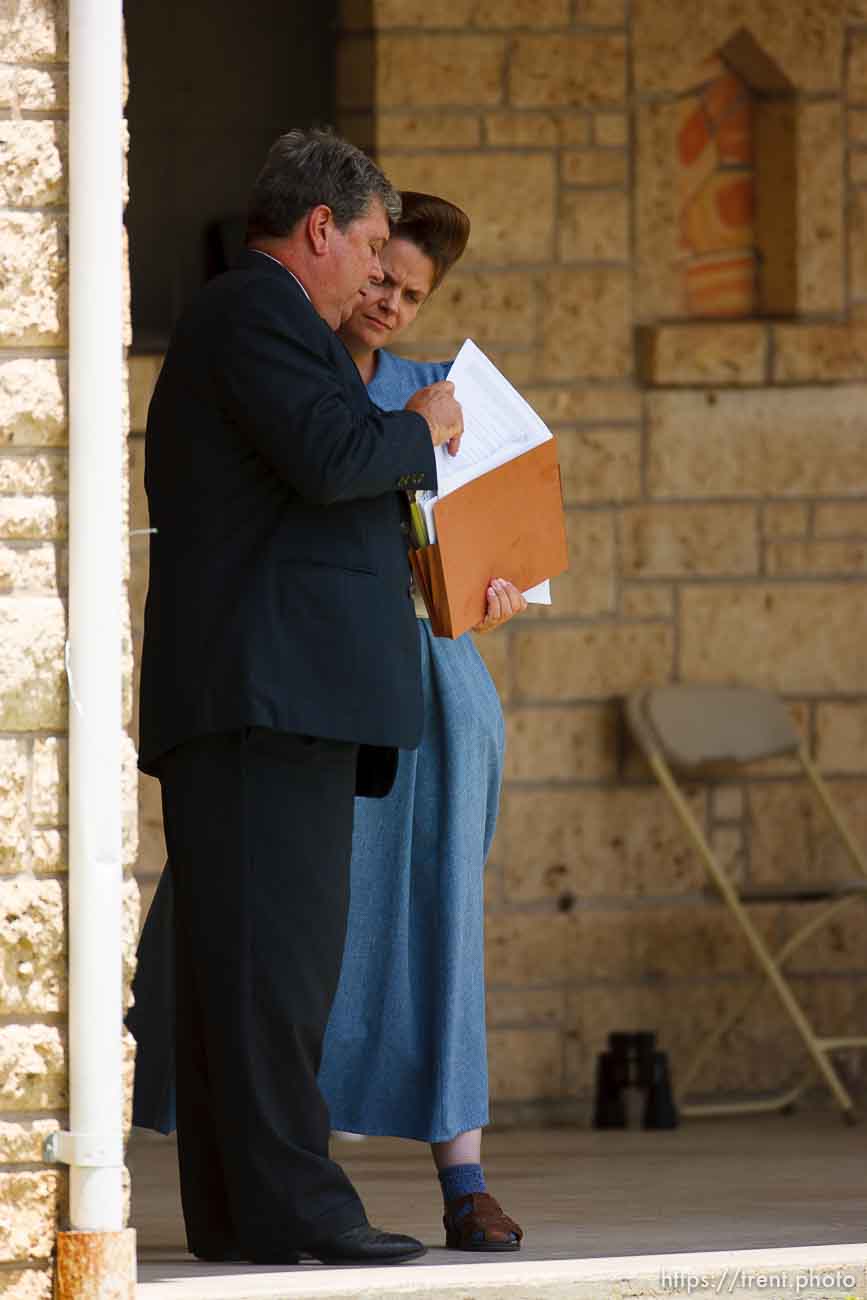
650, 753, 858, 1118
678, 895, 857, 1100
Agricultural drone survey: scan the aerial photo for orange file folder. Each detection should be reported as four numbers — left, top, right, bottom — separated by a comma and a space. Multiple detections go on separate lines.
409, 438, 569, 639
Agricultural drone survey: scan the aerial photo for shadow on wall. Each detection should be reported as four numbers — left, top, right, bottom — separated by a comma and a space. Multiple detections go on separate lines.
124, 0, 338, 351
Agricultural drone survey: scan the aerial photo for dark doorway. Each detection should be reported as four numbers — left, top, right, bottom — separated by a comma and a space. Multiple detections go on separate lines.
124, 0, 337, 350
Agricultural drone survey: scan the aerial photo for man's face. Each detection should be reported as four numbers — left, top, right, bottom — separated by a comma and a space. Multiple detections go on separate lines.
331, 198, 390, 317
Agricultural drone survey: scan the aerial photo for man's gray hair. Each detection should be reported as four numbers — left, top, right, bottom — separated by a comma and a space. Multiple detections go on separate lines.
247, 127, 401, 239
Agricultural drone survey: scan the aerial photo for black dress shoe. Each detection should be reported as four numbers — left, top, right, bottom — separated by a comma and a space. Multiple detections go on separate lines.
307, 1223, 426, 1265
190, 1245, 245, 1263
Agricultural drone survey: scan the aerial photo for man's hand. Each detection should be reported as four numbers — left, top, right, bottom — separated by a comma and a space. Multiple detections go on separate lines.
406, 381, 463, 457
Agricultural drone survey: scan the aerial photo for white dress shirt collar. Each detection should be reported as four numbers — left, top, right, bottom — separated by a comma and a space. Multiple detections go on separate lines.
248, 249, 311, 301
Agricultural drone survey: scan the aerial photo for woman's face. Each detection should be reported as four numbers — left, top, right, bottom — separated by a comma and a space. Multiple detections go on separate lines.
340, 236, 436, 351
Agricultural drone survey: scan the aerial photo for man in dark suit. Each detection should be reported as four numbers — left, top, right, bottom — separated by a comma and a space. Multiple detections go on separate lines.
137, 128, 462, 1266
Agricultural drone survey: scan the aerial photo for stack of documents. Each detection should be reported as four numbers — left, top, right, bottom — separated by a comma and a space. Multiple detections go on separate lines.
409, 340, 568, 638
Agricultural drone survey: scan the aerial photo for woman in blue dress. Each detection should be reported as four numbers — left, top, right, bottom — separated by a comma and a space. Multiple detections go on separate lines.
320, 192, 525, 1251
128, 192, 525, 1252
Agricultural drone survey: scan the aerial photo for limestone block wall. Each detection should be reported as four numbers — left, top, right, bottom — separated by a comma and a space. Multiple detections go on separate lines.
0, 0, 138, 1288
330, 0, 867, 1122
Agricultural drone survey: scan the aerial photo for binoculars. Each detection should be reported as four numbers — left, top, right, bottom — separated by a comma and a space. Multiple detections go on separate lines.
592, 1031, 679, 1130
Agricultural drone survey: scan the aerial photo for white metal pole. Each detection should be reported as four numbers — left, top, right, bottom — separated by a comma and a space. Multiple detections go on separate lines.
66, 0, 125, 1231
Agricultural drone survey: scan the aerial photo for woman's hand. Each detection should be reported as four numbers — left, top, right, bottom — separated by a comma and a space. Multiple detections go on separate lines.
472, 578, 528, 633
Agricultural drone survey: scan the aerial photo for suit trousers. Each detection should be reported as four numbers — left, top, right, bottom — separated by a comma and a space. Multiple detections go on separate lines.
157, 727, 367, 1259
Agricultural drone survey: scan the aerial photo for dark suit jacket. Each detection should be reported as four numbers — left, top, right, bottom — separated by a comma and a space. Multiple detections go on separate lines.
138, 250, 437, 794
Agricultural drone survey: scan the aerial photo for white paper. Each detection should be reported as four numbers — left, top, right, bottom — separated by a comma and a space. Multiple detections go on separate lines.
437, 340, 553, 498
523, 579, 551, 603
421, 340, 553, 604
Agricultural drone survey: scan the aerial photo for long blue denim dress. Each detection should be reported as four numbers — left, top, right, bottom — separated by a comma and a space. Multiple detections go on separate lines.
317, 351, 504, 1141
128, 350, 504, 1144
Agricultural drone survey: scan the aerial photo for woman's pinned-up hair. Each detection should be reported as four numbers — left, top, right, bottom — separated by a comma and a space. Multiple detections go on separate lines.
394, 191, 471, 292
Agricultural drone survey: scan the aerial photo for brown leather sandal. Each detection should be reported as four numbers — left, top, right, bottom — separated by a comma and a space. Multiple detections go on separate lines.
443, 1191, 523, 1252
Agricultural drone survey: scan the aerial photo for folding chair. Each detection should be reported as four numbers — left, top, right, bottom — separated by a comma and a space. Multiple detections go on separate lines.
626, 684, 867, 1123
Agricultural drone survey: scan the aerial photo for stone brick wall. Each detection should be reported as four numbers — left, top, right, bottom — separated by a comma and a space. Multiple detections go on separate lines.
330, 0, 867, 1121
128, 0, 867, 1128
0, 0, 138, 1289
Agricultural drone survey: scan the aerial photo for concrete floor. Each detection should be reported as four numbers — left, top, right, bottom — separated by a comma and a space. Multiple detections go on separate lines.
133, 1112, 867, 1295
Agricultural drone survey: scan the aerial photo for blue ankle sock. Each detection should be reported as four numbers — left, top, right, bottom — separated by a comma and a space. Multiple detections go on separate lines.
438, 1162, 486, 1209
